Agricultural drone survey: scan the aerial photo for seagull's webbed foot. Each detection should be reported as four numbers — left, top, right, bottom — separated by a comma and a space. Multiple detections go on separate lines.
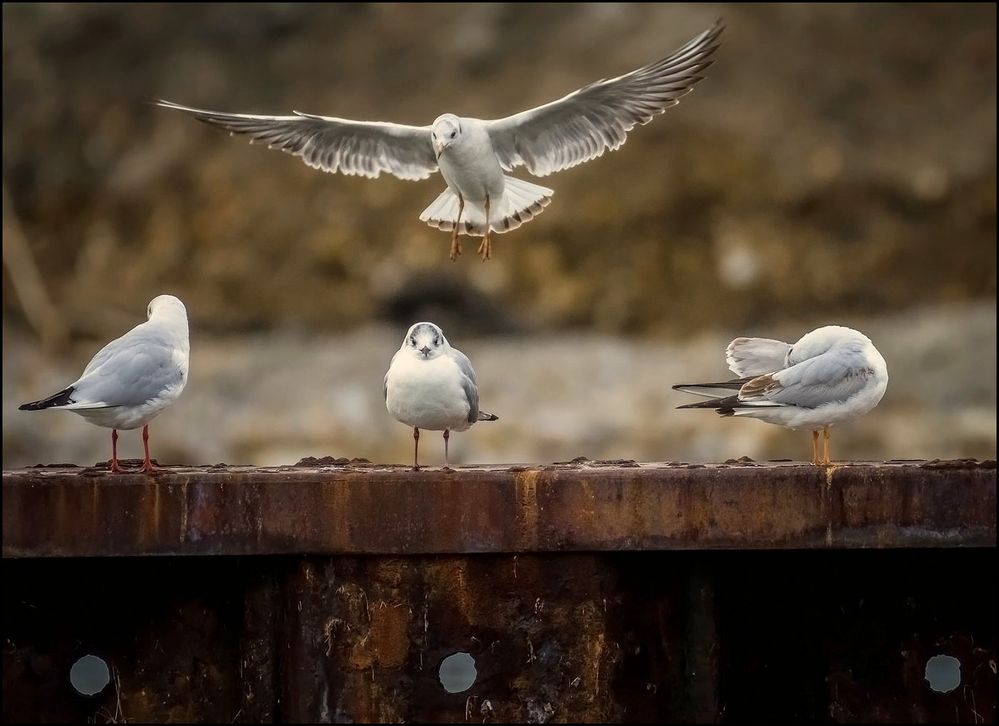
449, 233, 463, 262
477, 235, 492, 261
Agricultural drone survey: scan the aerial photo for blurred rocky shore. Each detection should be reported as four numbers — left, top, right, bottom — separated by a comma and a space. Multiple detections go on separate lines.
2, 4, 995, 337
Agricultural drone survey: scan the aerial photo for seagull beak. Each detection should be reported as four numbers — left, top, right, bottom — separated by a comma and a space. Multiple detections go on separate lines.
432, 138, 443, 160
420, 346, 431, 357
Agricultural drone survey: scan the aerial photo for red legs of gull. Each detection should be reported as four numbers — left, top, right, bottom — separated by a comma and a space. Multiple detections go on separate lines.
477, 194, 492, 261
110, 429, 123, 473
822, 427, 832, 466
811, 430, 820, 466
140, 424, 158, 473
443, 429, 450, 469
413, 427, 421, 471
449, 195, 465, 261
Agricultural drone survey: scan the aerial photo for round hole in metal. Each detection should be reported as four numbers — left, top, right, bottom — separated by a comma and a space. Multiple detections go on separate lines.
70, 654, 111, 697
439, 651, 477, 694
924, 654, 961, 694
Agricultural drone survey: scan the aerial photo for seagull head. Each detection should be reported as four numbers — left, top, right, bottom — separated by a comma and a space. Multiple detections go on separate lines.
431, 114, 462, 159
402, 322, 447, 361
147, 294, 187, 321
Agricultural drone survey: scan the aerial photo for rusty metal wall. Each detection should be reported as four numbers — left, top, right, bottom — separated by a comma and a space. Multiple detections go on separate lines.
2, 460, 996, 723
4, 551, 996, 723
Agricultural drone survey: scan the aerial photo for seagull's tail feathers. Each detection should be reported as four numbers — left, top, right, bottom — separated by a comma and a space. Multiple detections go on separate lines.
478, 411, 499, 422
489, 177, 553, 235
18, 386, 76, 411
672, 379, 751, 399
420, 177, 553, 236
673, 377, 788, 418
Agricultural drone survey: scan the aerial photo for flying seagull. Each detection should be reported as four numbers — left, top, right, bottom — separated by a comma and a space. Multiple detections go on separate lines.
384, 322, 498, 469
156, 20, 723, 261
673, 326, 889, 466
19, 295, 190, 473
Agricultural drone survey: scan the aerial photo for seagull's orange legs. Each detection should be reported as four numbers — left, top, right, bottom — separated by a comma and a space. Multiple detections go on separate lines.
810, 430, 820, 466
449, 195, 465, 261
477, 195, 492, 261
110, 429, 123, 473
413, 427, 421, 470
140, 424, 158, 473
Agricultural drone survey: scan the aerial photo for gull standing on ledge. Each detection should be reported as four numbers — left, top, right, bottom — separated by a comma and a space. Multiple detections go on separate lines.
19, 295, 190, 473
156, 20, 723, 261
384, 322, 498, 469
672, 326, 888, 466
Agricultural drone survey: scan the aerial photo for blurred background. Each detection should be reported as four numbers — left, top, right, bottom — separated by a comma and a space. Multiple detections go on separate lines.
3, 3, 996, 468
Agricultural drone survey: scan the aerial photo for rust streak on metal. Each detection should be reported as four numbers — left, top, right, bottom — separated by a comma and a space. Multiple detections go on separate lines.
2, 460, 995, 557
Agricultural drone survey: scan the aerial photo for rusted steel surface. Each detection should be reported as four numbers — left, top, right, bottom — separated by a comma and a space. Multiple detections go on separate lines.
2, 459, 996, 557
3, 550, 995, 723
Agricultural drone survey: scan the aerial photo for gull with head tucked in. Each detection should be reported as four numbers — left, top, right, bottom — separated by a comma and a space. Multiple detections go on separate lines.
673, 326, 888, 466
384, 322, 498, 469
19, 295, 190, 473
156, 20, 723, 261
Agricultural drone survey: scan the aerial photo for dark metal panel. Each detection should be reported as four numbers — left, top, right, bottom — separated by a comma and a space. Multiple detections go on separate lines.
2, 550, 995, 724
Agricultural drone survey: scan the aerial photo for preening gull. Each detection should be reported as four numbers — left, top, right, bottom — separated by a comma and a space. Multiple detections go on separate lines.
673, 325, 889, 465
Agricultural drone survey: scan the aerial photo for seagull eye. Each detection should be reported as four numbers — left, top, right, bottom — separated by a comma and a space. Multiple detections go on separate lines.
450, 131, 456, 139
410, 336, 416, 346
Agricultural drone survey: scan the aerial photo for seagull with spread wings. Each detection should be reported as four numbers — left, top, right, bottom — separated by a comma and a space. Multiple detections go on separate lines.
157, 20, 723, 261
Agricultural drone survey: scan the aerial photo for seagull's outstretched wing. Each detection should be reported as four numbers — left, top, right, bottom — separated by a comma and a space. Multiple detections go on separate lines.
156, 101, 438, 181
484, 20, 723, 178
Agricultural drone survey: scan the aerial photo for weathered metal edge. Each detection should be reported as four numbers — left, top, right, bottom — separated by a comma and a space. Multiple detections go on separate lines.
2, 461, 995, 557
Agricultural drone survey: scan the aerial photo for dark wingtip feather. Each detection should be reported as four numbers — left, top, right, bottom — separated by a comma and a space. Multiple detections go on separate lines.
19, 386, 74, 411
479, 412, 499, 422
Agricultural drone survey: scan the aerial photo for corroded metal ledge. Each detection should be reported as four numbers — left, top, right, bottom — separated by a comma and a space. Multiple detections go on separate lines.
2, 459, 995, 557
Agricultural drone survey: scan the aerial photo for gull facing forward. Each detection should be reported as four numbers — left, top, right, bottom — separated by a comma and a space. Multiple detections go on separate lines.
673, 326, 888, 465
157, 21, 722, 261
384, 322, 498, 469
19, 295, 190, 473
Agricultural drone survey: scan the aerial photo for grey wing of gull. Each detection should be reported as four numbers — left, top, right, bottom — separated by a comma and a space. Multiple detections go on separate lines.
484, 20, 722, 177
746, 349, 876, 409
450, 348, 478, 385
450, 348, 480, 423
81, 321, 148, 378
73, 326, 184, 407
384, 348, 405, 401
157, 101, 438, 181
460, 374, 480, 424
